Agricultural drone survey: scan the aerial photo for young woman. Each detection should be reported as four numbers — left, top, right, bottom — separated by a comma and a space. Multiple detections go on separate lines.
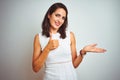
32, 2, 106, 80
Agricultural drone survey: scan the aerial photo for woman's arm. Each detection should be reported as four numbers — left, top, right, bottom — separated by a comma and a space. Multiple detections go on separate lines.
32, 34, 59, 72
70, 32, 84, 68
32, 34, 50, 72
70, 32, 106, 68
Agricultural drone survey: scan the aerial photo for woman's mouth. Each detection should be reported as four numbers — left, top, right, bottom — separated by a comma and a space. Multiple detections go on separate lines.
55, 21, 61, 27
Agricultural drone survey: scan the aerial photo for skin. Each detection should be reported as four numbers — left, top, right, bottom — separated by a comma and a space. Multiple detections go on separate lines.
48, 8, 66, 34
32, 8, 106, 72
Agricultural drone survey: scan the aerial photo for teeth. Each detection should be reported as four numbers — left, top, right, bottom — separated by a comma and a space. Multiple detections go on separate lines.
55, 22, 60, 26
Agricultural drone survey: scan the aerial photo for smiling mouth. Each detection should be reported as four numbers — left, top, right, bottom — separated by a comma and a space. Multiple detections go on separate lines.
55, 21, 61, 26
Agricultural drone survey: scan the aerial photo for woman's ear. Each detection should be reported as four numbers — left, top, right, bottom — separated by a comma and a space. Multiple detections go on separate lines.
48, 14, 50, 19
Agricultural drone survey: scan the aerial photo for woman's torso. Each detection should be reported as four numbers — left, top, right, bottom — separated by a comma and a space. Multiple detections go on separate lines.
39, 31, 77, 80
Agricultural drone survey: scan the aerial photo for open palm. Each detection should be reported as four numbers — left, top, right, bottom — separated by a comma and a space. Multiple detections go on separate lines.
83, 44, 106, 53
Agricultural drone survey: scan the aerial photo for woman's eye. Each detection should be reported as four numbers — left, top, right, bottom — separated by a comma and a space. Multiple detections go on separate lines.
55, 14, 66, 20
62, 17, 66, 20
55, 14, 60, 17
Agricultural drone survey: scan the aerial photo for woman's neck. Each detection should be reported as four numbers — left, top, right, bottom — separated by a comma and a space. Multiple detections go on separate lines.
50, 28, 58, 34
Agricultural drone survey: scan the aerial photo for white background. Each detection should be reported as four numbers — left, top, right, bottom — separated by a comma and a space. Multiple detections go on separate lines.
0, 0, 120, 80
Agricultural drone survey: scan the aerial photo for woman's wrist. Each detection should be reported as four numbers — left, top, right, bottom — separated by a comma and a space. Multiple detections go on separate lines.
80, 49, 86, 57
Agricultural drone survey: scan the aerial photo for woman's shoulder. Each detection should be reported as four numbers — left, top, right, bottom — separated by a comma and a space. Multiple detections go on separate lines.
34, 33, 39, 39
66, 30, 74, 36
33, 33, 40, 46
34, 32, 42, 41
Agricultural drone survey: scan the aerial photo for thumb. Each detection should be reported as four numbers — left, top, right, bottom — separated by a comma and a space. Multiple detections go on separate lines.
91, 43, 97, 47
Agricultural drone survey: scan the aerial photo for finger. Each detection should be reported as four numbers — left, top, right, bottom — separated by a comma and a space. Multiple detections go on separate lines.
98, 48, 107, 53
94, 48, 106, 53
53, 40, 59, 46
91, 43, 97, 47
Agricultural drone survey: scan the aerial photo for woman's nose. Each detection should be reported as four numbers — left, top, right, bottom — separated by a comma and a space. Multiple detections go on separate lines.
58, 17, 64, 23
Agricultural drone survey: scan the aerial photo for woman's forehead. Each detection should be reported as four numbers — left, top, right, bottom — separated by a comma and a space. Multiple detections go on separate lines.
54, 8, 66, 16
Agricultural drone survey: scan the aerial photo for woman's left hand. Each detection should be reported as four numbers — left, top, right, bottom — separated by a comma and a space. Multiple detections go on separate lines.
83, 44, 106, 53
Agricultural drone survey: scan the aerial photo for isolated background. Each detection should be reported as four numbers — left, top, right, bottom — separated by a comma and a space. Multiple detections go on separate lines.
0, 0, 120, 80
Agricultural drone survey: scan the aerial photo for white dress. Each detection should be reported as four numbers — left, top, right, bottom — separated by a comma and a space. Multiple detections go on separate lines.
39, 31, 77, 80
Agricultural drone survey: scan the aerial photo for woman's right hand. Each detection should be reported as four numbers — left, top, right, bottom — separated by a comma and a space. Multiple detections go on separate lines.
47, 35, 59, 50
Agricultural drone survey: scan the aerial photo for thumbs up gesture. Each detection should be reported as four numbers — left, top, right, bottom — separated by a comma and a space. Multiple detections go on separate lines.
47, 33, 59, 50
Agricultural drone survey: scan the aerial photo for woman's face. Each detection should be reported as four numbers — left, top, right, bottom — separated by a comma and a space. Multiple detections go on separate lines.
48, 8, 66, 31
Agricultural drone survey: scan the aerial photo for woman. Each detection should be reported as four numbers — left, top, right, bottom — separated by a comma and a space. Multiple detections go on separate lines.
32, 2, 106, 80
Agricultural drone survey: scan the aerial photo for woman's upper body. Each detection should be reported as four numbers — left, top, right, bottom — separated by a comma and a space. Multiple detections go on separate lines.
32, 3, 82, 72
38, 31, 72, 64
32, 2, 106, 73
32, 30, 83, 72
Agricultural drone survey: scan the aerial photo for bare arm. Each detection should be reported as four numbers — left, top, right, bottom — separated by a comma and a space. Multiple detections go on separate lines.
32, 34, 50, 72
32, 34, 59, 72
70, 32, 106, 68
70, 32, 84, 68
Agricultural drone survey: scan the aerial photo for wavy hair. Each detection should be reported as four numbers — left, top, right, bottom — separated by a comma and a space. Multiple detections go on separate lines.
42, 2, 68, 39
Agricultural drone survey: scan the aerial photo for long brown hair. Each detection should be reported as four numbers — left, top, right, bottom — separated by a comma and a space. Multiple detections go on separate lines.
42, 2, 68, 39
